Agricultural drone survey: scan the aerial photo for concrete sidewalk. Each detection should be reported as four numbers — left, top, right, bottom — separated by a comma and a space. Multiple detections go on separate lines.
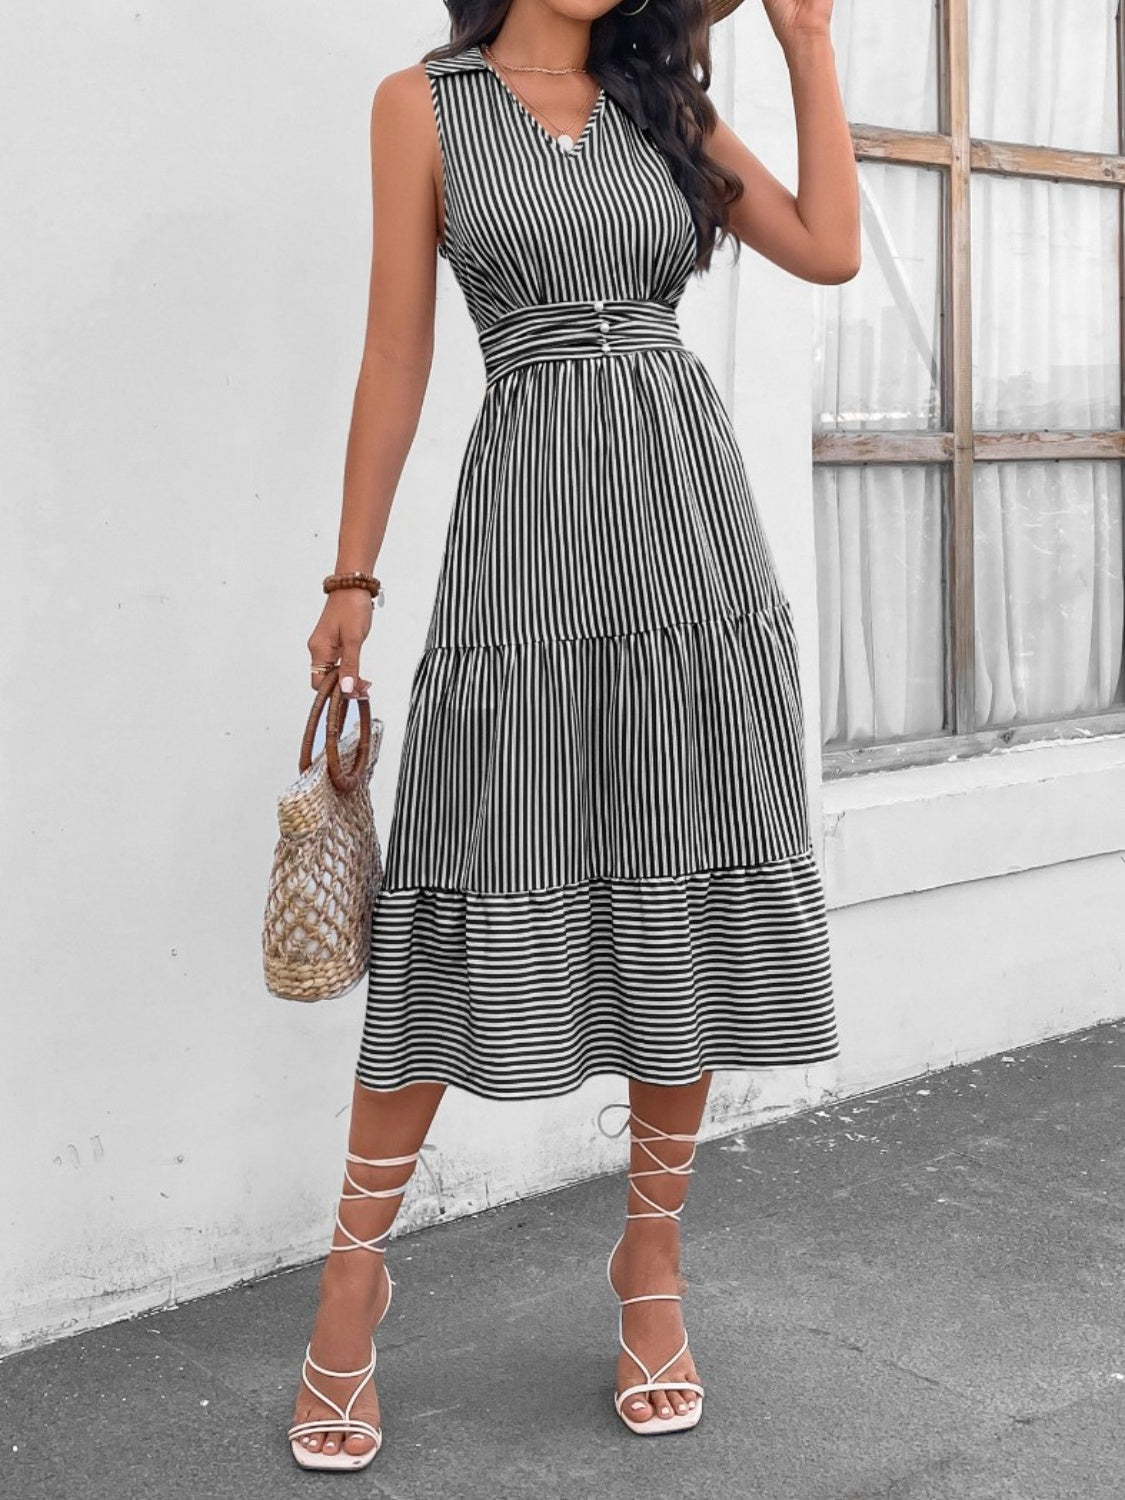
4, 1020, 1125, 1500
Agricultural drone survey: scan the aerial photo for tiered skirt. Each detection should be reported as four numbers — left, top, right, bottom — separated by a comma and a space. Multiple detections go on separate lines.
356, 348, 839, 1100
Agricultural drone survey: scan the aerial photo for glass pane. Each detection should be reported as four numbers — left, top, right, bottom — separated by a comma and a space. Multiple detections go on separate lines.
831, 0, 939, 133
970, 0, 1119, 154
971, 175, 1121, 430
974, 461, 1125, 729
813, 165, 943, 434
815, 464, 946, 748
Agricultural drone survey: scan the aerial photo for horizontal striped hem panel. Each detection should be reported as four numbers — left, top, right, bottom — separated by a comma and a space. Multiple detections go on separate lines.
356, 849, 839, 1101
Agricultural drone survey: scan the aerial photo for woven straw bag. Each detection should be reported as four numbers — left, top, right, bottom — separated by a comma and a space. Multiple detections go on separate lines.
262, 668, 384, 1002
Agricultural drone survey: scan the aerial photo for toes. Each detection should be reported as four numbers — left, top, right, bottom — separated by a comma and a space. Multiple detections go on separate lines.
626, 1393, 656, 1423
296, 1426, 374, 1458
677, 1370, 701, 1413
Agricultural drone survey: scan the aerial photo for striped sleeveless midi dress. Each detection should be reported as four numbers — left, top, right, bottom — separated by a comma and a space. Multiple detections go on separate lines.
355, 44, 840, 1101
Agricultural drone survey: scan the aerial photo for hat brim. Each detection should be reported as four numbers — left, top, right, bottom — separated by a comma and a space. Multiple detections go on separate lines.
709, 0, 745, 20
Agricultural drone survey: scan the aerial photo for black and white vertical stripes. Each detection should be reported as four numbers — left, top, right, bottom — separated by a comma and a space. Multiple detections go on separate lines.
355, 46, 840, 1100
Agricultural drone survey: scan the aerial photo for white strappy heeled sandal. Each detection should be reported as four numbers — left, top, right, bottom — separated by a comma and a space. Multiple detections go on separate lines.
598, 1105, 705, 1436
288, 1148, 421, 1471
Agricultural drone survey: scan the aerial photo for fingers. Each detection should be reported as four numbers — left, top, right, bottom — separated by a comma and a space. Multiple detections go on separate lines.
337, 636, 371, 701
308, 592, 374, 697
337, 602, 372, 700
339, 666, 375, 699
307, 624, 340, 692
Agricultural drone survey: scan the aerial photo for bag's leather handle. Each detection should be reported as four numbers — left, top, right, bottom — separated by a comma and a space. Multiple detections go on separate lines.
298, 667, 372, 794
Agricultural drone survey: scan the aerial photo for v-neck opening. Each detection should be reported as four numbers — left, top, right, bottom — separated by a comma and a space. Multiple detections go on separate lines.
474, 45, 606, 157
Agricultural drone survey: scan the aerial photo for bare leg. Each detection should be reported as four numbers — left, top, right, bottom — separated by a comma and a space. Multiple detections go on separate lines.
290, 1077, 446, 1459
609, 1072, 711, 1425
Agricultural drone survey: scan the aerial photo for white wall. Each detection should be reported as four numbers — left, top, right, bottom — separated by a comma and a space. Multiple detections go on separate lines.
3, 2, 1122, 1358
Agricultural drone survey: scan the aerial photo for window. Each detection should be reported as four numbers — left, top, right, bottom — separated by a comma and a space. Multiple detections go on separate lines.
813, 0, 1125, 776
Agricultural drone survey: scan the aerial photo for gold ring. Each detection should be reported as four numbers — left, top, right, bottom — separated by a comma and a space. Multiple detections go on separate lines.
310, 662, 337, 676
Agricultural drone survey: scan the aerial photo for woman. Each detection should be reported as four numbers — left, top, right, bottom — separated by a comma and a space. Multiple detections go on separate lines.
289, 0, 857, 1469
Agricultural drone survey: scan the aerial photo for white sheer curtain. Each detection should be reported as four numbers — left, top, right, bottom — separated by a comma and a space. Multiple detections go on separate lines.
814, 0, 1124, 747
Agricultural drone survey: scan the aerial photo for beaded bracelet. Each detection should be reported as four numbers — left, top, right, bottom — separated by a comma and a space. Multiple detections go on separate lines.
323, 571, 386, 606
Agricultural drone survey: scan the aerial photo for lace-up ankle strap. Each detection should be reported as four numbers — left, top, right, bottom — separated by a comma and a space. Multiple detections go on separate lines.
596, 1104, 698, 1224
342, 1149, 422, 1200
332, 1149, 423, 1255
597, 1104, 707, 1434
303, 1342, 377, 1383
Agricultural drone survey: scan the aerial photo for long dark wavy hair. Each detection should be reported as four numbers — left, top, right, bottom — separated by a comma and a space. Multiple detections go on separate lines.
423, 0, 744, 273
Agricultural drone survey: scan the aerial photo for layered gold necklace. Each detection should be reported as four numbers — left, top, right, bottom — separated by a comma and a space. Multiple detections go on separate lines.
481, 42, 598, 153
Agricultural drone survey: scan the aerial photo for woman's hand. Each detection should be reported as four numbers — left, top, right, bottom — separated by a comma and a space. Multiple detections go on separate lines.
307, 590, 374, 699
760, 0, 834, 53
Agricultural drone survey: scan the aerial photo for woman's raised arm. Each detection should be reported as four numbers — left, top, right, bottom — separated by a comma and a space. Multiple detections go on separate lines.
706, 2, 860, 285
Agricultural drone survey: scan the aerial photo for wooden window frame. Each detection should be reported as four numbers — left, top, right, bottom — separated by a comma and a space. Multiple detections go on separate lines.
817, 0, 1125, 778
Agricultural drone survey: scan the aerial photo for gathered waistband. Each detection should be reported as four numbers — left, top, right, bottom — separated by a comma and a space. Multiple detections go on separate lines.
478, 297, 684, 386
